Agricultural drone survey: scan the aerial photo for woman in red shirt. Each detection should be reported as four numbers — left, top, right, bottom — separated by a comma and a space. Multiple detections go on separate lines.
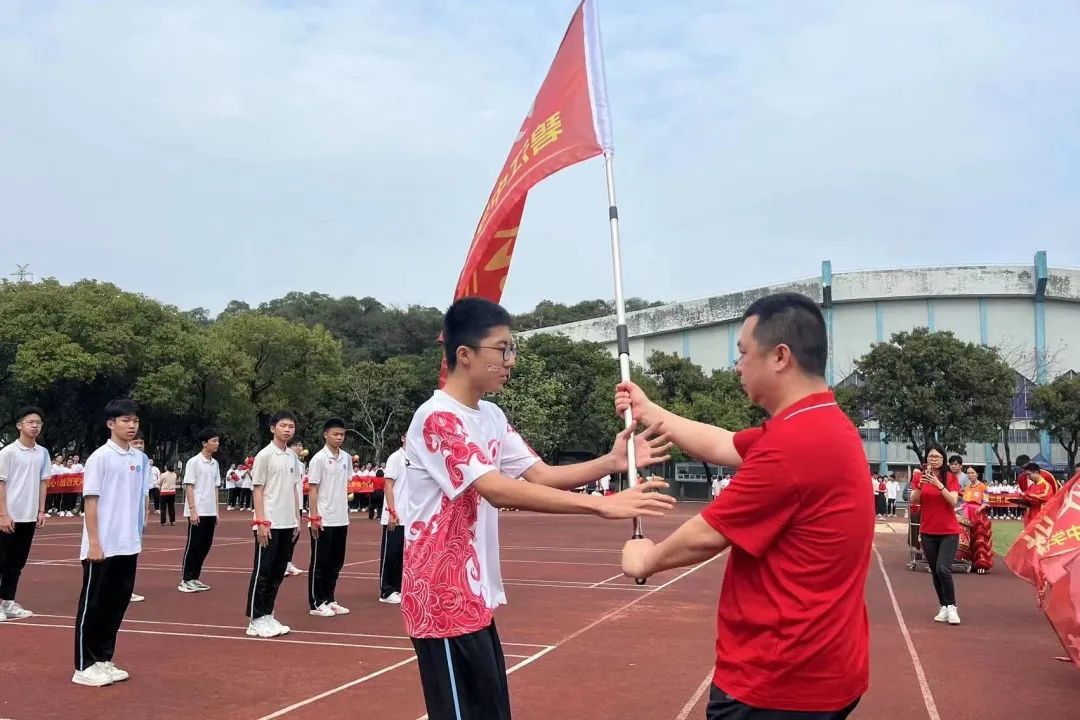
911, 444, 962, 625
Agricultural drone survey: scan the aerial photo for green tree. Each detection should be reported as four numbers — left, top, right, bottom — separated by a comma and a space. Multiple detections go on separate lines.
499, 352, 571, 461
854, 328, 1015, 463
1029, 373, 1080, 474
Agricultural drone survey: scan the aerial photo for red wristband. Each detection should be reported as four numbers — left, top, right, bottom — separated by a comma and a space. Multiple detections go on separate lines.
251, 520, 271, 529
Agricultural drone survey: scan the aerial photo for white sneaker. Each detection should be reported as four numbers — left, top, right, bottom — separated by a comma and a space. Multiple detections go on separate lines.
285, 562, 303, 576
934, 606, 949, 623
226, 506, 235, 511
130, 593, 145, 603
379, 592, 402, 604
72, 665, 113, 687
98, 661, 129, 682
177, 580, 199, 593
0, 608, 7, 622
191, 580, 211, 592
246, 616, 277, 638
946, 605, 961, 625
328, 601, 350, 615
309, 603, 336, 617
266, 615, 291, 636
0, 601, 33, 619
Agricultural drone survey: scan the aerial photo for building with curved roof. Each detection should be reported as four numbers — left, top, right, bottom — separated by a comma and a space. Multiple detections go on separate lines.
526, 251, 1079, 477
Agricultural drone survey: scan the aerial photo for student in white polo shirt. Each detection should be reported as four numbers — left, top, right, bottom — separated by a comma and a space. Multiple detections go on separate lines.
306, 418, 353, 617
72, 399, 153, 687
0, 406, 51, 622
179, 429, 222, 593
245, 411, 301, 639
378, 434, 405, 604
283, 440, 306, 578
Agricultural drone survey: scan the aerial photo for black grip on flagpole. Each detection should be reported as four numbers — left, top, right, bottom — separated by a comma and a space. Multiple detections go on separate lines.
609, 205, 619, 220
616, 324, 630, 355
632, 528, 646, 584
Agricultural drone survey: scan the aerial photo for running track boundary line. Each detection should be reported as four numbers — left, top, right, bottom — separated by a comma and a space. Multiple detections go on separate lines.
873, 545, 941, 720
674, 671, 714, 720
255, 656, 419, 720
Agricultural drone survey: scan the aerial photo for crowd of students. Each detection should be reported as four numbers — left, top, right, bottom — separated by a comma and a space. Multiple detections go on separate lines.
0, 402, 409, 688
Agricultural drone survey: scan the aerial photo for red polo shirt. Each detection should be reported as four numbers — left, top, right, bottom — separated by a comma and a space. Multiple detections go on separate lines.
700, 391, 873, 712
917, 471, 961, 535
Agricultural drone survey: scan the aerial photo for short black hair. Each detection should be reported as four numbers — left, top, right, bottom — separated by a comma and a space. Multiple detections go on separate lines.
1015, 454, 1031, 467
196, 428, 219, 445
376, 469, 384, 477
443, 297, 512, 371
743, 292, 827, 377
948, 454, 963, 465
16, 405, 44, 422
269, 411, 298, 428
323, 417, 346, 432
104, 398, 140, 421
1024, 462, 1041, 472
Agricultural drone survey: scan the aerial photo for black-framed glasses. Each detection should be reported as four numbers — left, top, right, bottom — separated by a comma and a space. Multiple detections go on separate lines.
472, 343, 518, 362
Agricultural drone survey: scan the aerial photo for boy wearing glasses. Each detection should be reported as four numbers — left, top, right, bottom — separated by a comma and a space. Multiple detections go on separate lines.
397, 297, 675, 719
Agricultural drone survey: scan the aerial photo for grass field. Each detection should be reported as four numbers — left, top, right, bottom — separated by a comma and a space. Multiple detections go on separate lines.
993, 519, 1024, 557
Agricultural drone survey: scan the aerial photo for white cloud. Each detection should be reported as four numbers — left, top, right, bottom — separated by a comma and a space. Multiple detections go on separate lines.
1, 0, 1078, 315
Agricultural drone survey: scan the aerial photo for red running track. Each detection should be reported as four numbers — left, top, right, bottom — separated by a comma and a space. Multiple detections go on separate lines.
0, 507, 1077, 719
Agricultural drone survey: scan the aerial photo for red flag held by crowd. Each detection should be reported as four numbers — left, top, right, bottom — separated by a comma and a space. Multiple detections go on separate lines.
440, 0, 613, 384
1005, 471, 1080, 667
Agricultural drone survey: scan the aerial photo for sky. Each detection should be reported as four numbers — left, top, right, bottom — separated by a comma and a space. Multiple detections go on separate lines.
2, 0, 1079, 315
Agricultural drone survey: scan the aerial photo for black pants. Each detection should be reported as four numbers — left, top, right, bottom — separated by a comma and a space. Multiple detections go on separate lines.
149, 487, 160, 511
309, 525, 348, 609
74, 554, 138, 671
227, 488, 240, 507
380, 524, 404, 598
887, 499, 896, 515
160, 495, 176, 524
240, 488, 253, 510
182, 516, 217, 582
368, 491, 384, 519
707, 685, 859, 720
921, 533, 959, 607
874, 494, 886, 515
0, 521, 37, 601
412, 623, 510, 720
246, 528, 295, 618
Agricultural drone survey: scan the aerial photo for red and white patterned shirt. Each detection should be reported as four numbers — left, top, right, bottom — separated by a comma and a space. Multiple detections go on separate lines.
398, 390, 538, 639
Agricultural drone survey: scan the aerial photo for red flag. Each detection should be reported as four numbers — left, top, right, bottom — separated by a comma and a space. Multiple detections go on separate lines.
440, 0, 613, 384
1006, 472, 1080, 667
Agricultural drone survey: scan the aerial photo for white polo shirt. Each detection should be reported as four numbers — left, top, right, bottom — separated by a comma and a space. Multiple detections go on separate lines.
381, 447, 406, 525
251, 443, 299, 529
183, 453, 221, 518
308, 446, 352, 527
0, 440, 52, 522
80, 440, 153, 559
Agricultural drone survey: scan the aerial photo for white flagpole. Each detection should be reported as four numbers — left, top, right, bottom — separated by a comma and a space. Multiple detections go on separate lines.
602, 151, 647, 584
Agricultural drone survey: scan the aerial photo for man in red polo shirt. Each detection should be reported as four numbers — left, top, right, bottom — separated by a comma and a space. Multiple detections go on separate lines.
620, 292, 872, 719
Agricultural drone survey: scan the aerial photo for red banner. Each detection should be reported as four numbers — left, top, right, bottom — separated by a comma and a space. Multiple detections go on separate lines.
441, 0, 612, 384
301, 475, 380, 495
1005, 472, 1080, 667
46, 472, 84, 495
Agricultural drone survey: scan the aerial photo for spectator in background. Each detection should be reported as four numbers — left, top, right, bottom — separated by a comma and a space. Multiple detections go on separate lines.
949, 455, 967, 493
158, 466, 178, 526
910, 444, 962, 625
885, 474, 899, 516
369, 470, 385, 520
148, 460, 161, 515
874, 475, 887, 518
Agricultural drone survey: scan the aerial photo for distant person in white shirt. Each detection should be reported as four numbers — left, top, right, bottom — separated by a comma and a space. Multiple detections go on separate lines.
72, 399, 152, 687
885, 476, 899, 516
379, 434, 406, 604
178, 430, 222, 594
711, 475, 722, 498
245, 411, 302, 639
0, 406, 51, 622
307, 418, 353, 617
